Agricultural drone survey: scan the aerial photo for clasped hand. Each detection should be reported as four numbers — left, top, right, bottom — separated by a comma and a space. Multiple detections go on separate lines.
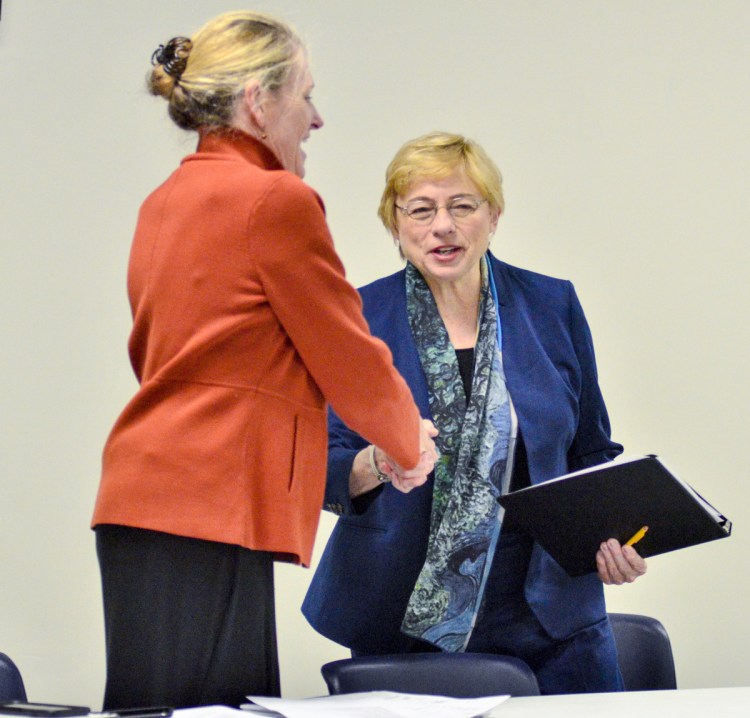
376, 419, 439, 493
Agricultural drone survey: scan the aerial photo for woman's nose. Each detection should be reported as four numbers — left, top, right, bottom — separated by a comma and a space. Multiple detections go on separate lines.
311, 104, 324, 130
431, 206, 456, 233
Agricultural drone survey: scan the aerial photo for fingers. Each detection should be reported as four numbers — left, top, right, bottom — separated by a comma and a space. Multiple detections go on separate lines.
597, 539, 648, 585
390, 473, 429, 493
418, 419, 439, 465
382, 453, 433, 493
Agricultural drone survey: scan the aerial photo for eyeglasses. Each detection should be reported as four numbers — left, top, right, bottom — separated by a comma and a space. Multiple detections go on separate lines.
395, 196, 487, 223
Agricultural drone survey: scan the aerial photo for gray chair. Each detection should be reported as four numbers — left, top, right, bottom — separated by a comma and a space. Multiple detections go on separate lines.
321, 651, 540, 697
609, 613, 677, 691
0, 652, 27, 702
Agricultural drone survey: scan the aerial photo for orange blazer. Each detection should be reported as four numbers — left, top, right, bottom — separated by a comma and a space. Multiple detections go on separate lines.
92, 130, 420, 566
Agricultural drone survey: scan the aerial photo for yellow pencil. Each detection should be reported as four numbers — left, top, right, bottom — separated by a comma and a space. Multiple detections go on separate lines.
625, 525, 649, 547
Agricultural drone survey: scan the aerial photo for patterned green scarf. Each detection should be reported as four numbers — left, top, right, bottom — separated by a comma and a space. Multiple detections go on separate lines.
401, 257, 513, 651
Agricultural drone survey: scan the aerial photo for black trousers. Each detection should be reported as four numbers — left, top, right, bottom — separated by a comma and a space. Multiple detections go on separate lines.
96, 525, 279, 709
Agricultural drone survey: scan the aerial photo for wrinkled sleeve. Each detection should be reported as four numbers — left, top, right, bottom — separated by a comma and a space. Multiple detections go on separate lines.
249, 174, 421, 470
322, 406, 370, 515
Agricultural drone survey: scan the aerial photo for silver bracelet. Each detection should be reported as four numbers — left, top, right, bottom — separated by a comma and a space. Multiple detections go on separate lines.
368, 444, 391, 483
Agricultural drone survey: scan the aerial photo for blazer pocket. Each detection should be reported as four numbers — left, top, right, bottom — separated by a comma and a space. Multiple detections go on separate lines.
338, 516, 388, 534
289, 414, 303, 492
288, 409, 326, 494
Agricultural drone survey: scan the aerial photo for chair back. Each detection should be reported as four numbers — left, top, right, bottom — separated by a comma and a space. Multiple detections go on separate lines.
609, 613, 677, 691
0, 652, 27, 702
322, 652, 540, 697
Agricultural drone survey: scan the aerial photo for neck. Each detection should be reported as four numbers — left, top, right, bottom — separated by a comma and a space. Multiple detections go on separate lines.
425, 269, 482, 350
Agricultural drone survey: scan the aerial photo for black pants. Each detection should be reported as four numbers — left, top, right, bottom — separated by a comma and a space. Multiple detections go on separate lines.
96, 525, 279, 709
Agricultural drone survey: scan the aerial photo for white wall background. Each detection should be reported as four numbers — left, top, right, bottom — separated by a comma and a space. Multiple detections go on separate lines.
1, 0, 748, 706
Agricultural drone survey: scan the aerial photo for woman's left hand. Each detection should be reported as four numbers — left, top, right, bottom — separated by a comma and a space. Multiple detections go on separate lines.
596, 538, 648, 585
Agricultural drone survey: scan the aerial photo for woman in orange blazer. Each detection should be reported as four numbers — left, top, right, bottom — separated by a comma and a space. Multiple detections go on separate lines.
92, 11, 435, 710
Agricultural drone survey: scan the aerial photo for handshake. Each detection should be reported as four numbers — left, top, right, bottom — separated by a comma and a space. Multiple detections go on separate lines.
370, 418, 438, 494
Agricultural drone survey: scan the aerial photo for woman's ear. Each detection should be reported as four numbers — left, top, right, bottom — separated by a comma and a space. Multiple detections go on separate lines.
392, 230, 406, 259
489, 207, 502, 235
242, 81, 266, 130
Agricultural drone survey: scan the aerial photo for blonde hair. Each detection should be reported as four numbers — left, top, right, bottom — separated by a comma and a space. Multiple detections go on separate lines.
148, 10, 303, 131
378, 131, 505, 236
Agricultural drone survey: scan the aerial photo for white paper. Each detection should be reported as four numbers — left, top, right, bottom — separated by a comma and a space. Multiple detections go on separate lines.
241, 691, 510, 718
176, 708, 248, 718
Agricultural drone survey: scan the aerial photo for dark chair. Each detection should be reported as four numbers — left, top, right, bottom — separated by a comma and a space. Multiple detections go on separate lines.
609, 612, 677, 691
321, 652, 540, 697
0, 652, 28, 702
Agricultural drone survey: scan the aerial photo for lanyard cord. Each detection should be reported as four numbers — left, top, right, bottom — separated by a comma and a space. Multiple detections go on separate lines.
486, 254, 502, 350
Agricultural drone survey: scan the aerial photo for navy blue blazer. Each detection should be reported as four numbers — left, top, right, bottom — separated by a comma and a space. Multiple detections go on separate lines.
302, 254, 622, 653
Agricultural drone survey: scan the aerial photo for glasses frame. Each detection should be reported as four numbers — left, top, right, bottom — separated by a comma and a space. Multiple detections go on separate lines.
395, 197, 487, 223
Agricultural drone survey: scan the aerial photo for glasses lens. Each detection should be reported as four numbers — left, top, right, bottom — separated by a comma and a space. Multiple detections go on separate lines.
405, 201, 437, 222
448, 198, 482, 218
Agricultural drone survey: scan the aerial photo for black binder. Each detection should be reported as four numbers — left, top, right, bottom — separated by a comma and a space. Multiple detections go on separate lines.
498, 455, 732, 576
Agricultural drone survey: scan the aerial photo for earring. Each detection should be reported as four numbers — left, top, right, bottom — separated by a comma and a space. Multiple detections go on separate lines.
261, 132, 267, 140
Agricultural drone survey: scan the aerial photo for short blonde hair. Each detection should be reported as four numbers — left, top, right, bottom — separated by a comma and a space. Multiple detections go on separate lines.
378, 131, 505, 236
148, 10, 303, 131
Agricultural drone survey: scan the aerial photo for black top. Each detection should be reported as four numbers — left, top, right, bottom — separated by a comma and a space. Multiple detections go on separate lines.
455, 347, 475, 401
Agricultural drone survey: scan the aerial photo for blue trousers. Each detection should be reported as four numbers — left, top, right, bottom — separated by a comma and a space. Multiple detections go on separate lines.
469, 525, 623, 694
361, 525, 624, 695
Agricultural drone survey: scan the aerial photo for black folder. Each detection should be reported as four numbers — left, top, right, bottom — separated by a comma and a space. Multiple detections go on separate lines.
498, 455, 732, 576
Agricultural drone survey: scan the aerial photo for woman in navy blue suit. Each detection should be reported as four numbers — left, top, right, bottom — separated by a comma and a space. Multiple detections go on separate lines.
303, 132, 646, 694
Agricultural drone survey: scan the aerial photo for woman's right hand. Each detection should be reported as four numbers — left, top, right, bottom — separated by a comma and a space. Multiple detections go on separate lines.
379, 419, 438, 493
349, 420, 438, 498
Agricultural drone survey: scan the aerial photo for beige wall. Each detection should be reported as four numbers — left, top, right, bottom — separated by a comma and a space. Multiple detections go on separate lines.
1, 0, 748, 706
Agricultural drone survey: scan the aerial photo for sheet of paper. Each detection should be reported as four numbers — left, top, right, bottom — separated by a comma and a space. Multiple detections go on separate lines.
241, 691, 510, 718
177, 708, 248, 718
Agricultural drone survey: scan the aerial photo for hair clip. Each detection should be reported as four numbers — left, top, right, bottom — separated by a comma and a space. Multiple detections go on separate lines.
151, 37, 193, 80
